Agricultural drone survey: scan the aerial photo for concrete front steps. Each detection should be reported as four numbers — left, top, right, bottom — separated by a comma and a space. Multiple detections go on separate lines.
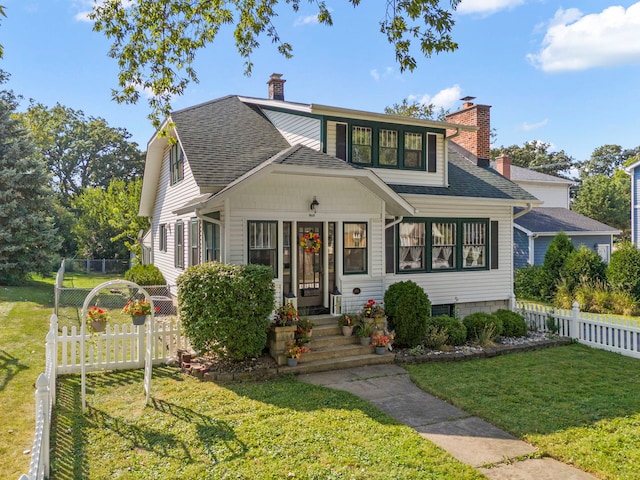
280, 315, 394, 375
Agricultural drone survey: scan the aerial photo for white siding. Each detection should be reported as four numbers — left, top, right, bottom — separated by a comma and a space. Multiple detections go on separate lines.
516, 181, 569, 208
151, 147, 201, 293
383, 198, 514, 308
262, 110, 321, 150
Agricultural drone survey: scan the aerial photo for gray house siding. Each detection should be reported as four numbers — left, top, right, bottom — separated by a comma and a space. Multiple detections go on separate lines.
633, 168, 640, 245
532, 234, 613, 266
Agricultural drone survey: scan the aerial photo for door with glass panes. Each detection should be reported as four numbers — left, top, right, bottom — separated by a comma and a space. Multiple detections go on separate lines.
297, 222, 323, 309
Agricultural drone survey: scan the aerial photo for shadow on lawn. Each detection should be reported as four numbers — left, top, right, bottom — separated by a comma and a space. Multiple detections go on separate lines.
0, 350, 29, 392
0, 278, 54, 307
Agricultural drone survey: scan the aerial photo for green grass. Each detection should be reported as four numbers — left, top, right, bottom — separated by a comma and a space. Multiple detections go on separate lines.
50, 369, 483, 480
0, 277, 55, 478
406, 344, 640, 480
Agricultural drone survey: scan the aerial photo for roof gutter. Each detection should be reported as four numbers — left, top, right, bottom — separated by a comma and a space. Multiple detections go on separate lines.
385, 216, 404, 229
513, 203, 533, 220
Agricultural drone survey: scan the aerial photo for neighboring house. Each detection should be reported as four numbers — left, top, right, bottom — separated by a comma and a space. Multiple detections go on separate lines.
489, 155, 620, 268
139, 74, 539, 318
625, 159, 640, 246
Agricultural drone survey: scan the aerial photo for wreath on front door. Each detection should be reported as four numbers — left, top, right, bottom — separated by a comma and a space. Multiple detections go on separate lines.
300, 231, 322, 253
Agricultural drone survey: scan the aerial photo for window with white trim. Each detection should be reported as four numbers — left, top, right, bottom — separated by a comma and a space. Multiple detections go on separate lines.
352, 126, 372, 164
248, 221, 277, 276
174, 220, 184, 268
343, 222, 367, 274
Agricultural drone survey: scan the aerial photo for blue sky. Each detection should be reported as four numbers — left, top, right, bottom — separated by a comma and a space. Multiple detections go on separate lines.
2, 0, 640, 163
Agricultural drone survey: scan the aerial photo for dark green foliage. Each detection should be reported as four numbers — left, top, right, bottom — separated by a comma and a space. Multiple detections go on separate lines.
560, 246, 606, 293
0, 82, 60, 284
462, 312, 503, 342
493, 310, 527, 337
177, 262, 275, 360
607, 241, 640, 300
383, 280, 431, 347
542, 232, 575, 298
426, 315, 467, 346
514, 265, 546, 300
124, 264, 166, 286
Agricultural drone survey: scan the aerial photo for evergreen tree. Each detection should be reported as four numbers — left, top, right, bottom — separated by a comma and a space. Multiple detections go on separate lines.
0, 76, 60, 284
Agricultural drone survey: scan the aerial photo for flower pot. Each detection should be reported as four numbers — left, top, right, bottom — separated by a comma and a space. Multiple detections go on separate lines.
359, 336, 370, 346
375, 346, 386, 355
342, 325, 354, 337
286, 357, 298, 367
90, 320, 106, 333
132, 315, 147, 326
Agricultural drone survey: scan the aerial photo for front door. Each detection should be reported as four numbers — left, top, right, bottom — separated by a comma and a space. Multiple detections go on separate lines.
297, 222, 323, 309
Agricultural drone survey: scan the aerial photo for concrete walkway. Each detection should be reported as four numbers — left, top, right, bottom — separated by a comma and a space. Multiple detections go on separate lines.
298, 364, 597, 480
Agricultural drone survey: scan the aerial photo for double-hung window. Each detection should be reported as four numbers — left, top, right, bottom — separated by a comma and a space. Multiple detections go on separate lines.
203, 222, 220, 262
379, 129, 398, 166
396, 219, 489, 273
352, 126, 372, 164
174, 220, 184, 268
248, 221, 277, 276
343, 223, 368, 274
170, 143, 184, 184
404, 132, 423, 168
189, 218, 199, 266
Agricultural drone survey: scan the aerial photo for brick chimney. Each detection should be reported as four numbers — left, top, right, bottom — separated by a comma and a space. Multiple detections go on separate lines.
496, 153, 512, 179
267, 73, 286, 101
445, 99, 491, 167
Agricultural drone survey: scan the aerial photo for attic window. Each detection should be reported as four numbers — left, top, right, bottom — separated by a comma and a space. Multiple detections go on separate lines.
170, 143, 184, 184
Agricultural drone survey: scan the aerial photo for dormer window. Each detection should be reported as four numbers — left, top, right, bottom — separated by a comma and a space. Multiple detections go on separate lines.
379, 129, 398, 166
404, 132, 423, 168
170, 143, 184, 184
352, 126, 372, 164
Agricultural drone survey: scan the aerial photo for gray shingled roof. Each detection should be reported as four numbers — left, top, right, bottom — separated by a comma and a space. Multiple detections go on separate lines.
271, 144, 357, 169
171, 96, 290, 187
490, 162, 573, 184
390, 150, 539, 202
514, 207, 620, 234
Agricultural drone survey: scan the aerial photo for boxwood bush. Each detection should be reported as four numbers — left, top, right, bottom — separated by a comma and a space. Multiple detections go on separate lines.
493, 309, 527, 337
177, 262, 275, 360
514, 265, 546, 301
560, 246, 606, 294
607, 241, 640, 300
124, 264, 166, 286
462, 312, 503, 343
425, 315, 467, 346
384, 280, 431, 348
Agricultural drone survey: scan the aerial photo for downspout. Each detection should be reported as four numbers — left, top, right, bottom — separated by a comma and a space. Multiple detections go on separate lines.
513, 203, 533, 220
385, 216, 404, 229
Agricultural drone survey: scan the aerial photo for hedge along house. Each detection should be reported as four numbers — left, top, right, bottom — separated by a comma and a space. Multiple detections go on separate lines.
139, 74, 539, 317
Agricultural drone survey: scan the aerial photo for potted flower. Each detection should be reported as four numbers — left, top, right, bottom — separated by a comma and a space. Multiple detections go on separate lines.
297, 317, 315, 337
355, 317, 375, 346
274, 302, 299, 326
338, 314, 354, 336
284, 339, 311, 366
87, 306, 109, 332
122, 299, 152, 325
371, 332, 394, 355
362, 299, 386, 331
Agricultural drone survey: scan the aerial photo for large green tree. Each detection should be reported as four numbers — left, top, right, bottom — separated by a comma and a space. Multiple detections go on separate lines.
72, 179, 149, 260
384, 98, 449, 121
21, 103, 144, 200
0, 75, 60, 284
578, 144, 640, 179
572, 171, 630, 237
90, 0, 461, 127
491, 141, 575, 178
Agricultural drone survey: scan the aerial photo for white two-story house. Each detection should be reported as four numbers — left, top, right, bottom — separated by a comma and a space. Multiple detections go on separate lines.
139, 74, 539, 317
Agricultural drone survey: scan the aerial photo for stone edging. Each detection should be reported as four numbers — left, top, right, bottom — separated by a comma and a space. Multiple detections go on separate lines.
177, 337, 573, 383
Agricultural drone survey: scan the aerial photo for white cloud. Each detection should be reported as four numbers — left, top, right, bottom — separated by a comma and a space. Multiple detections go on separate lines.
521, 119, 548, 131
370, 69, 380, 81
370, 67, 395, 82
411, 85, 462, 110
528, 3, 640, 72
74, 11, 92, 22
457, 0, 525, 16
294, 14, 319, 27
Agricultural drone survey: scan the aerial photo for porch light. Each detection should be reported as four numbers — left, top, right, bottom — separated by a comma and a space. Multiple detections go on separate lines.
309, 196, 319, 216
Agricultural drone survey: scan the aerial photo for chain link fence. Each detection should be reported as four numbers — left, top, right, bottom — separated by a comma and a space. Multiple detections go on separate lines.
64, 258, 131, 274
55, 261, 176, 328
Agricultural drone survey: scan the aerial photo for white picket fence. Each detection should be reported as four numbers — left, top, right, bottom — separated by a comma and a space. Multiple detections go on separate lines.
19, 313, 189, 479
517, 301, 640, 359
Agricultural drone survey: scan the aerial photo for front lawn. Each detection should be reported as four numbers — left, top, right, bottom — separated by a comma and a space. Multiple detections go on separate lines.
406, 344, 640, 480
50, 369, 484, 480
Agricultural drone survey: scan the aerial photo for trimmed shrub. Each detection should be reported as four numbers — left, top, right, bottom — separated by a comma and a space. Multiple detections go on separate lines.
542, 232, 575, 298
493, 309, 527, 337
514, 265, 546, 301
177, 262, 275, 360
124, 264, 166, 286
462, 312, 503, 343
426, 315, 467, 346
607, 241, 640, 300
384, 281, 431, 348
560, 246, 606, 293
